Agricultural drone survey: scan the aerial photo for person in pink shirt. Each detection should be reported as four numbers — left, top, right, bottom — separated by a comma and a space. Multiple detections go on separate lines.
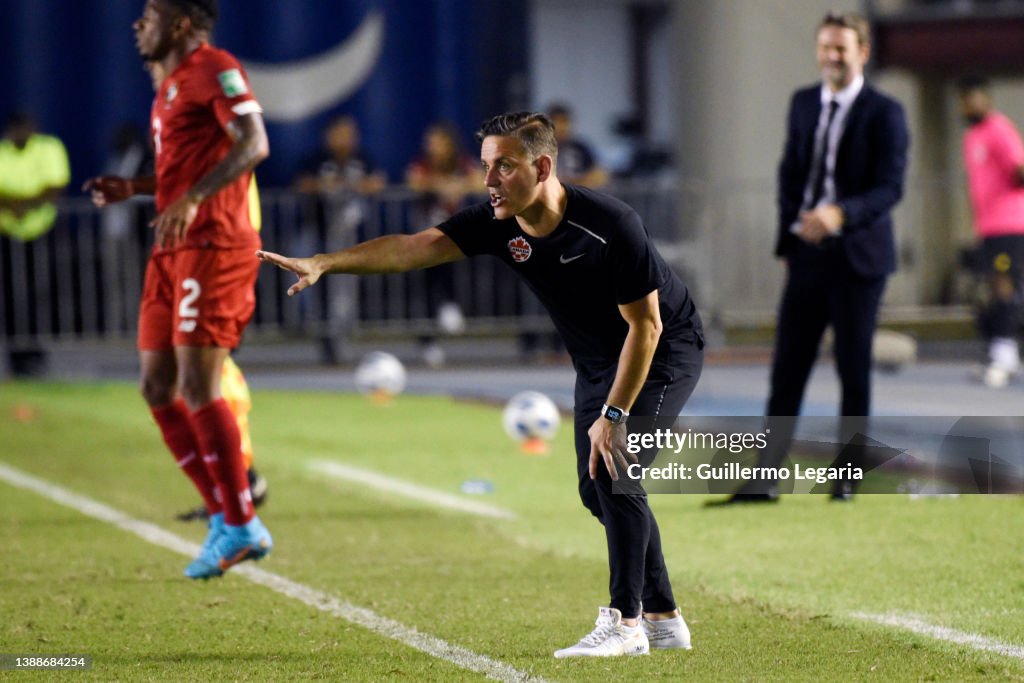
960, 77, 1024, 388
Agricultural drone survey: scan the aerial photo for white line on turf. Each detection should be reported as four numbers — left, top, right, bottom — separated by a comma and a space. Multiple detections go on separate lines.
308, 460, 518, 520
851, 612, 1024, 660
0, 462, 546, 683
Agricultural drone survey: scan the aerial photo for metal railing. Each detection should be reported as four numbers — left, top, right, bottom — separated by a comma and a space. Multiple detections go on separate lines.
3, 175, 968, 356
1, 180, 708, 349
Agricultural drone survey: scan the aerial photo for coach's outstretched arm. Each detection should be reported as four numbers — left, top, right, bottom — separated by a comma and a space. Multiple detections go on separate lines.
256, 227, 465, 296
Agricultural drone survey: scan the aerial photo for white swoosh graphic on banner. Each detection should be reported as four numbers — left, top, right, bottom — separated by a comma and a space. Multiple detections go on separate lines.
241, 12, 384, 122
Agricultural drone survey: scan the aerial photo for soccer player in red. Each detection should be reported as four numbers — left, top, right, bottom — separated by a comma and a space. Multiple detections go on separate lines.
83, 0, 272, 579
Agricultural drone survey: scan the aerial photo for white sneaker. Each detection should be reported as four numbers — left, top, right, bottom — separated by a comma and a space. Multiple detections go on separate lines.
983, 364, 1012, 389
553, 607, 650, 658
970, 362, 1017, 388
421, 342, 446, 368
978, 338, 1021, 388
643, 614, 692, 650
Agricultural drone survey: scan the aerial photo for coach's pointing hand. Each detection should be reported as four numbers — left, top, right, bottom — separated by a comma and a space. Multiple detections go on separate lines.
256, 250, 325, 296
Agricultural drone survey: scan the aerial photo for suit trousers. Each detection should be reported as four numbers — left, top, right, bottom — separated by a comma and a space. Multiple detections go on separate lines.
768, 242, 887, 420
573, 340, 703, 618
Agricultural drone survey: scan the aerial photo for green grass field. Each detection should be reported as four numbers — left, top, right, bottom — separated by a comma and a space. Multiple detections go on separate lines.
2, 380, 1023, 681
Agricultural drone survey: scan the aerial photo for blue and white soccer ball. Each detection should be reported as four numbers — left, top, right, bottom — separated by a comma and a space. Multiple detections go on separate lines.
502, 391, 561, 442
354, 351, 407, 397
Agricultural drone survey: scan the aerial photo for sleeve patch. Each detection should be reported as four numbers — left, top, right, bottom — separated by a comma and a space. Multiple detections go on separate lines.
232, 101, 263, 117
218, 69, 249, 97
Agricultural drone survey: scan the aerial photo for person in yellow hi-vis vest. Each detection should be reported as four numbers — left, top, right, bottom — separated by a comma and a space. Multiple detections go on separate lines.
1, 113, 70, 376
0, 113, 70, 241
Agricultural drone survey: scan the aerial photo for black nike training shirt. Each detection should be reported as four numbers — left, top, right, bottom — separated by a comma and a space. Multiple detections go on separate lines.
438, 184, 702, 370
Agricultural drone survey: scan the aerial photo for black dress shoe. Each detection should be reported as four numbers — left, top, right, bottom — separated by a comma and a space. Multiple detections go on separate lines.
830, 479, 855, 501
705, 490, 780, 507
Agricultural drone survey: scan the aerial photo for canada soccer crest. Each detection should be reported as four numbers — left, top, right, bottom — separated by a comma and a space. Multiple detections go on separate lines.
507, 236, 532, 263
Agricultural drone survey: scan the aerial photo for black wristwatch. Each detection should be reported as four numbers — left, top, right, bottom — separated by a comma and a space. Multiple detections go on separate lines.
601, 403, 629, 425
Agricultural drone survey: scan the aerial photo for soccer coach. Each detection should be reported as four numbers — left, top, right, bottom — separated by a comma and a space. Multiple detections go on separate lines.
258, 112, 704, 658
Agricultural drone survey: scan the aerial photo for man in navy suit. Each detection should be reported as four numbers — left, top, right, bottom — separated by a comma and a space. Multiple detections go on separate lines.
722, 11, 909, 504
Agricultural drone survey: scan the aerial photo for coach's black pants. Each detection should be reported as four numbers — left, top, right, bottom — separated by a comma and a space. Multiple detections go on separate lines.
573, 340, 703, 618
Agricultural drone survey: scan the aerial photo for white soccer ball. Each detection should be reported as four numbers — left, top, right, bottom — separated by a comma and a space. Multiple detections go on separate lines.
502, 391, 561, 442
354, 351, 407, 397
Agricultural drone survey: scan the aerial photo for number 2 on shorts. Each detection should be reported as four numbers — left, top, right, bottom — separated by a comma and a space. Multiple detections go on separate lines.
178, 278, 200, 333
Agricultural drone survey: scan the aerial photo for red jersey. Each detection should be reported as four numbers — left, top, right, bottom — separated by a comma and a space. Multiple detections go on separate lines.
151, 43, 262, 250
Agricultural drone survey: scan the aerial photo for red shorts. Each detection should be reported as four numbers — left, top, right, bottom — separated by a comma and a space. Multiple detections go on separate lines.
138, 247, 258, 351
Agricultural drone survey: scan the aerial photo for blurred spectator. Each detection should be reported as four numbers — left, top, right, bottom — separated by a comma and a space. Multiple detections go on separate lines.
292, 116, 387, 356
406, 122, 482, 217
612, 115, 674, 179
548, 103, 608, 188
959, 76, 1024, 388
0, 112, 70, 241
295, 115, 386, 196
404, 122, 481, 365
106, 122, 152, 179
0, 113, 68, 375
99, 122, 153, 241
293, 115, 386, 253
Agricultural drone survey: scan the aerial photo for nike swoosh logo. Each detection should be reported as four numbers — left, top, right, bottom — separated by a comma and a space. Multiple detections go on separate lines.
560, 253, 585, 264
241, 12, 384, 122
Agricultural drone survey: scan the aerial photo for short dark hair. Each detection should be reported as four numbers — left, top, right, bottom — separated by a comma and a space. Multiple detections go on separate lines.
475, 112, 558, 162
819, 11, 871, 47
547, 102, 572, 119
5, 112, 34, 131
958, 75, 991, 96
165, 0, 218, 31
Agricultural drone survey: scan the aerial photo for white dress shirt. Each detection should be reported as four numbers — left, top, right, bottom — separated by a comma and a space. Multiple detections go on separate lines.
791, 74, 864, 236
807, 74, 864, 209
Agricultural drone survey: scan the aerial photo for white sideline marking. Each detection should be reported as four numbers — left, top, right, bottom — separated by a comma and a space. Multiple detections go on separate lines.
309, 460, 518, 521
0, 462, 546, 683
852, 612, 1024, 660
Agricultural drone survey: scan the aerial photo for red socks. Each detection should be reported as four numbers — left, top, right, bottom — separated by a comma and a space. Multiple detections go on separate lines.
192, 398, 254, 526
151, 399, 221, 515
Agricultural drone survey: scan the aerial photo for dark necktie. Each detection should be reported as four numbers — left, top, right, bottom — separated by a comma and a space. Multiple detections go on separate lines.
809, 99, 840, 208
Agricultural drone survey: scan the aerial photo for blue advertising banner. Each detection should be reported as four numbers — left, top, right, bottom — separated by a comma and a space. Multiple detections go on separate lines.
0, 1, 528, 186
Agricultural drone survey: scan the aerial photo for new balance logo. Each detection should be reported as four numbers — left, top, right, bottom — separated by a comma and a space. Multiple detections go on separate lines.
559, 253, 585, 264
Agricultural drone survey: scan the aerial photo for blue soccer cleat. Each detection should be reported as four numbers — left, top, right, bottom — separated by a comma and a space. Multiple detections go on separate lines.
184, 512, 225, 579
186, 515, 273, 580
216, 516, 273, 571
